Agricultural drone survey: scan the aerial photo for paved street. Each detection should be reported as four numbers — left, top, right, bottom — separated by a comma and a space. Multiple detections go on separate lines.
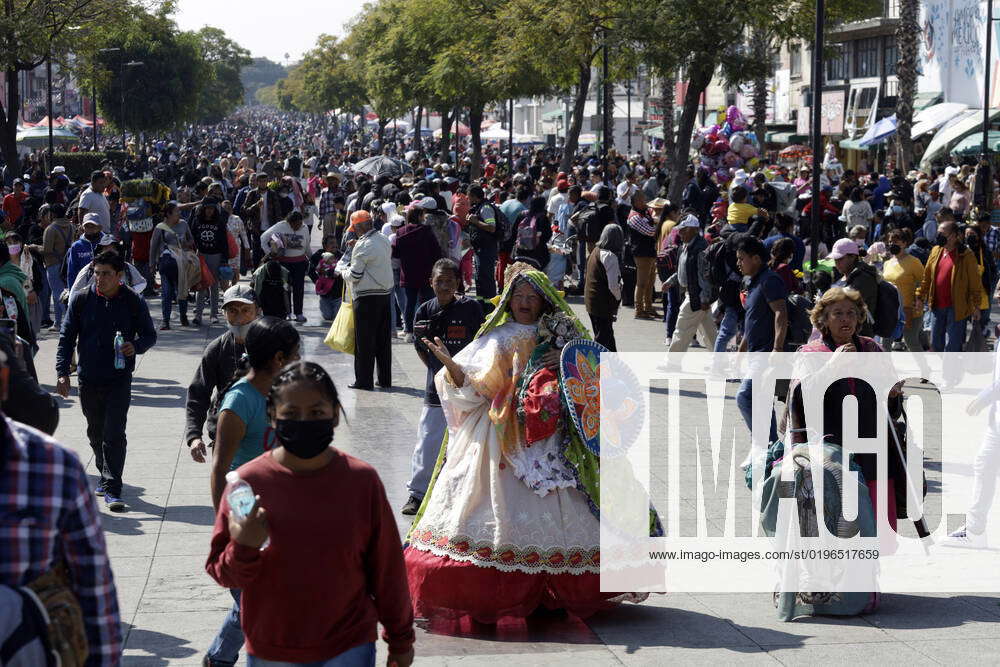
29, 249, 1000, 666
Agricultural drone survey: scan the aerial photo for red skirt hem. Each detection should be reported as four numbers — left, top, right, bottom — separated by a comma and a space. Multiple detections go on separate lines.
405, 546, 624, 623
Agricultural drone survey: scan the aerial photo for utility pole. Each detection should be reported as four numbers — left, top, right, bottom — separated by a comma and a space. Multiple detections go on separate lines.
627, 78, 632, 154
809, 0, 825, 271
602, 28, 610, 184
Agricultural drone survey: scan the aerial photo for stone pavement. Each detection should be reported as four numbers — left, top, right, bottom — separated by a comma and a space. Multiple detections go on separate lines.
28, 253, 1000, 666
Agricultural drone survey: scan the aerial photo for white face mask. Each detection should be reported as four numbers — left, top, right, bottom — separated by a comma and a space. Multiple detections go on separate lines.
228, 322, 252, 340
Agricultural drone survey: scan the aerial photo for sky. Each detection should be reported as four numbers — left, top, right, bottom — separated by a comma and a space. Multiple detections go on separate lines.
172, 0, 368, 64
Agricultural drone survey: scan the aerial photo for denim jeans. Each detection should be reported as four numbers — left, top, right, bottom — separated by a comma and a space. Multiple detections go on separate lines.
45, 263, 66, 327
319, 295, 341, 322
408, 405, 446, 500
158, 253, 187, 324
206, 589, 243, 666
403, 285, 434, 333
39, 268, 51, 322
736, 379, 778, 444
79, 378, 132, 497
931, 307, 967, 352
713, 304, 742, 352
246, 642, 375, 667
663, 284, 680, 339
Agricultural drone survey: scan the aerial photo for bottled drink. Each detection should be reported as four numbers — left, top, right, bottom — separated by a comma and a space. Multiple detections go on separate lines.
225, 470, 268, 548
113, 331, 126, 370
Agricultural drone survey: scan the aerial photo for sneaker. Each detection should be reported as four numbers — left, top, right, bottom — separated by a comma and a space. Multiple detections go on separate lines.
663, 337, 672, 347
95, 481, 107, 496
104, 494, 128, 512
49, 324, 60, 333
41, 319, 53, 329
159, 322, 171, 331
404, 333, 415, 343
295, 314, 307, 323
940, 526, 988, 549
401, 495, 421, 515
192, 317, 202, 327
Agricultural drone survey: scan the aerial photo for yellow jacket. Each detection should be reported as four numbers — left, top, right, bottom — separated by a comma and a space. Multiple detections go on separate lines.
917, 245, 983, 321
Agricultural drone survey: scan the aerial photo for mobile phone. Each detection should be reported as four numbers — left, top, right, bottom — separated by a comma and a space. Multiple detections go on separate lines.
0, 318, 15, 338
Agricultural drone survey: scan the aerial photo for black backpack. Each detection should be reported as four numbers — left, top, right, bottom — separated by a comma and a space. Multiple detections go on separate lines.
872, 278, 902, 338
577, 204, 603, 243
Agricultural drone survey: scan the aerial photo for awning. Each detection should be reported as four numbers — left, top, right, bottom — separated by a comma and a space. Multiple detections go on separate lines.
911, 102, 969, 138
839, 138, 870, 150
914, 91, 943, 112
920, 108, 1000, 168
541, 109, 565, 122
951, 131, 1000, 156
644, 126, 664, 139
767, 131, 808, 144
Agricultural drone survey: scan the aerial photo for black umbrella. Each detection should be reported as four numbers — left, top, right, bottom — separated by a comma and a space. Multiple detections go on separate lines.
352, 156, 413, 179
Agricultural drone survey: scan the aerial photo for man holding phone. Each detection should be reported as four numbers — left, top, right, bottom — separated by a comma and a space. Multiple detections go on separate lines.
56, 252, 157, 512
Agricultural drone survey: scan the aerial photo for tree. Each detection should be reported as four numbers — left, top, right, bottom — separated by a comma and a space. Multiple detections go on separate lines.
191, 26, 251, 124
894, 0, 919, 170
0, 0, 150, 173
241, 57, 287, 104
81, 7, 211, 137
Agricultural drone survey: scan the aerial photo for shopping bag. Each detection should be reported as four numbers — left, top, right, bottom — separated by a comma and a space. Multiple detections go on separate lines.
324, 285, 355, 355
966, 325, 988, 353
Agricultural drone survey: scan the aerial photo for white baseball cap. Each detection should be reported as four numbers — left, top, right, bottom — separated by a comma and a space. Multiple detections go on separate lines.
418, 196, 437, 210
677, 214, 700, 229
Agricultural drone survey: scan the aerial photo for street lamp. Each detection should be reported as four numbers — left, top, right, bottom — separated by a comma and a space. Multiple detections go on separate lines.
96, 48, 121, 151
122, 61, 144, 150
808, 0, 825, 271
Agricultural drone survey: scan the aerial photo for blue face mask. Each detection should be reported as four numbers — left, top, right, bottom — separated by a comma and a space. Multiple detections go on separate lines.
891, 205, 905, 216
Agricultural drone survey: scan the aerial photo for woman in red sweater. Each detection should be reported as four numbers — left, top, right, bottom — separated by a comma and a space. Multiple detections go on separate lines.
206, 361, 415, 667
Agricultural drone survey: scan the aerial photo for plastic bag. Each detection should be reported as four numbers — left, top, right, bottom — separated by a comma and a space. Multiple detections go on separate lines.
324, 285, 355, 355
966, 325, 988, 352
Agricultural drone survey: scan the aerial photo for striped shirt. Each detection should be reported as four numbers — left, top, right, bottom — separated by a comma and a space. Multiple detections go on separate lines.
0, 417, 121, 665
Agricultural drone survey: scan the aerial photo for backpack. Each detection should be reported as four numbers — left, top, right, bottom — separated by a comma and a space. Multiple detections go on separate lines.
258, 261, 288, 318
656, 235, 679, 281
785, 292, 815, 348
516, 214, 540, 251
576, 204, 603, 243
872, 278, 902, 338
490, 204, 512, 244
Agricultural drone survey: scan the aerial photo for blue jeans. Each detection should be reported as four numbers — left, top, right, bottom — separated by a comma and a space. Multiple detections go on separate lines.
158, 253, 187, 324
247, 642, 375, 667
663, 284, 680, 339
931, 307, 968, 352
403, 285, 434, 333
319, 294, 341, 321
408, 405, 446, 500
714, 304, 742, 352
45, 263, 66, 327
736, 379, 778, 444
207, 589, 243, 666
391, 268, 404, 330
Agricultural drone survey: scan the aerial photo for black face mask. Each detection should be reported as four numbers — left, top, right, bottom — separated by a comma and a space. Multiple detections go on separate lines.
889, 244, 902, 255
85, 232, 101, 243
275, 418, 334, 459
967, 236, 980, 251
935, 233, 948, 247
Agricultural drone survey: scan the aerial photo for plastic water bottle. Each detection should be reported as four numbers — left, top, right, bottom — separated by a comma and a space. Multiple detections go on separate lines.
113, 331, 126, 370
225, 470, 268, 548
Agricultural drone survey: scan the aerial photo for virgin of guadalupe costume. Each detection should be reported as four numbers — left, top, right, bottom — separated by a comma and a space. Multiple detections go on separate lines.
404, 266, 652, 622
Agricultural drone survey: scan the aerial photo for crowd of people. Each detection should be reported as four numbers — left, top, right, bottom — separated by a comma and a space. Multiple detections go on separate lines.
2, 105, 1000, 665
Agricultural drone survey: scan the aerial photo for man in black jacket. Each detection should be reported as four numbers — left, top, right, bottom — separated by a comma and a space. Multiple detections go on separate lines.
56, 252, 156, 512
184, 284, 260, 462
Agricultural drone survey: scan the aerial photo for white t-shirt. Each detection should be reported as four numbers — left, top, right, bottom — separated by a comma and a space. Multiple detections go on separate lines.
79, 187, 111, 233
547, 191, 567, 218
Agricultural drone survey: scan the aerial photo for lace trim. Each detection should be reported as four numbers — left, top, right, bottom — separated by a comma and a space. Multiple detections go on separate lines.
409, 529, 600, 575
506, 442, 578, 497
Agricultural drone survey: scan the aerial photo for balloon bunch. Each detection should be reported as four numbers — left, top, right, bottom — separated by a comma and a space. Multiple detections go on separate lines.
690, 106, 760, 184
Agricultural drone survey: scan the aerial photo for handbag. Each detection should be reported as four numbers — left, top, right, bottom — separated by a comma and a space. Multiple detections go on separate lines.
25, 562, 88, 667
966, 324, 988, 352
324, 284, 355, 355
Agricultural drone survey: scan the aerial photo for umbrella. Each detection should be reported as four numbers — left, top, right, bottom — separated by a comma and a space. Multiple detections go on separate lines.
351, 155, 413, 179
859, 114, 897, 147
480, 124, 510, 140
779, 144, 812, 159
16, 125, 79, 146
